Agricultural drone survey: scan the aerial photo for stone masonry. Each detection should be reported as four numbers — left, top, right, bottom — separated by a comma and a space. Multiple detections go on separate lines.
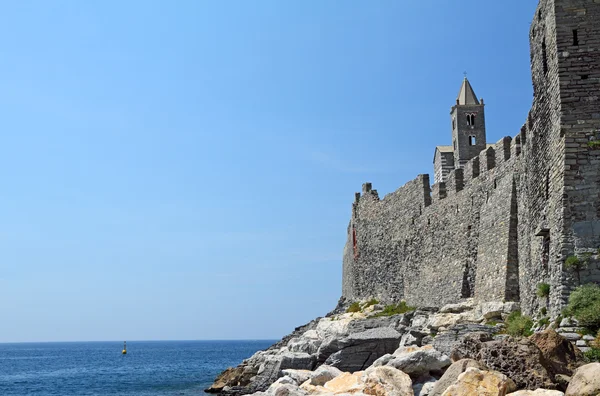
342, 0, 600, 317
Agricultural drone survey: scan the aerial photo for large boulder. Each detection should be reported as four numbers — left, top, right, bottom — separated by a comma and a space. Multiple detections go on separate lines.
364, 366, 415, 396
319, 327, 402, 372
441, 367, 517, 396
433, 324, 496, 356
507, 390, 564, 395
429, 359, 487, 396
322, 371, 366, 394
308, 365, 343, 386
386, 345, 451, 377
565, 362, 600, 396
287, 337, 322, 355
530, 329, 583, 376
450, 334, 557, 390
281, 370, 312, 386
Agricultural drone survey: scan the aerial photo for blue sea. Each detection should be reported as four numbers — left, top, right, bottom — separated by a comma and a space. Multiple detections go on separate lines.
0, 340, 275, 396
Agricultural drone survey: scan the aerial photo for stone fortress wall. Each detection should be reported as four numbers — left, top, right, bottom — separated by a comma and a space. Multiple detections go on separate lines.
342, 0, 600, 316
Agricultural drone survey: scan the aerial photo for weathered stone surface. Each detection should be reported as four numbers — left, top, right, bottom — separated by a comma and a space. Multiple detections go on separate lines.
281, 370, 312, 386
565, 363, 600, 396
530, 330, 583, 376
558, 333, 581, 342
267, 382, 307, 396
433, 324, 496, 357
287, 338, 322, 355
412, 375, 437, 396
309, 365, 343, 386
439, 299, 476, 314
387, 345, 451, 377
507, 390, 564, 396
441, 367, 516, 396
319, 327, 402, 372
450, 335, 556, 390
480, 302, 505, 319
322, 371, 365, 394
429, 359, 487, 396
364, 366, 415, 396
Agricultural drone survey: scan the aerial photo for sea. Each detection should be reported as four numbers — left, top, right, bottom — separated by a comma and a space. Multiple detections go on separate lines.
0, 340, 275, 396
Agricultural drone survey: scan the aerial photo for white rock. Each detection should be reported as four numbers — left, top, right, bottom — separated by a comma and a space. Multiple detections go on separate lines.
439, 299, 476, 314
315, 317, 353, 339
480, 301, 505, 319
309, 365, 343, 386
388, 345, 451, 377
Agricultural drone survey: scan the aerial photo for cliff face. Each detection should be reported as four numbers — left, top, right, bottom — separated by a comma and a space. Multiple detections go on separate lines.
343, 0, 600, 317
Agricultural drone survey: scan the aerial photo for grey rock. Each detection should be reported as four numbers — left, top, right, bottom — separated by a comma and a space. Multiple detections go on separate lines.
281, 370, 311, 386
583, 335, 595, 341
319, 327, 402, 372
413, 375, 438, 396
578, 346, 592, 353
432, 324, 496, 357
287, 338, 321, 355
309, 365, 343, 386
576, 340, 588, 347
387, 346, 451, 377
559, 333, 581, 342
372, 353, 394, 367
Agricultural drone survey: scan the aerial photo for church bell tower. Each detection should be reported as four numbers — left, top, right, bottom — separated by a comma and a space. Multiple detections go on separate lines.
450, 78, 487, 168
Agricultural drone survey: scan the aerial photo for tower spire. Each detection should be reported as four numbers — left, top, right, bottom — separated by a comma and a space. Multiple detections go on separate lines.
457, 77, 480, 105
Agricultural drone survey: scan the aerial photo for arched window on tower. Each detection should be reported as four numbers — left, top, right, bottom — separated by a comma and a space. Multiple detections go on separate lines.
469, 136, 476, 146
467, 114, 476, 126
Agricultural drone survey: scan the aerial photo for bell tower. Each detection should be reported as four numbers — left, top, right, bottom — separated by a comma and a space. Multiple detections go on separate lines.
450, 77, 487, 168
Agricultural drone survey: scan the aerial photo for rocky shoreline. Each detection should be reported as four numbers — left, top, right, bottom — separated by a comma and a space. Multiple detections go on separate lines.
205, 299, 600, 396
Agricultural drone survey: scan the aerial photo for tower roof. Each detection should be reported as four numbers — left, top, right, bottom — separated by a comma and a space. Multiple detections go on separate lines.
457, 77, 480, 105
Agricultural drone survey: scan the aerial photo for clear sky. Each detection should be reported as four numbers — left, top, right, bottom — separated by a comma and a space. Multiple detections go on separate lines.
0, 1, 538, 342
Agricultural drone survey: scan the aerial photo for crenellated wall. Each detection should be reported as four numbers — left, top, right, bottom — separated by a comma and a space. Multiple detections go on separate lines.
342, 0, 600, 316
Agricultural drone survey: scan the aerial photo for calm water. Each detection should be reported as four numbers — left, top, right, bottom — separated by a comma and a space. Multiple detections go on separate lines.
0, 340, 275, 396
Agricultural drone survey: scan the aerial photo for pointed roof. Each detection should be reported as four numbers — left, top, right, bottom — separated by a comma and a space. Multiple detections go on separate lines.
457, 77, 480, 105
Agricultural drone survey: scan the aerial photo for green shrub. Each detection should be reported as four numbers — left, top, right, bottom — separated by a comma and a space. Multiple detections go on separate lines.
565, 255, 581, 269
584, 348, 600, 362
565, 284, 600, 331
537, 283, 551, 298
538, 317, 550, 327
346, 302, 361, 313
565, 256, 589, 285
505, 311, 534, 337
540, 307, 547, 316
364, 298, 379, 308
374, 302, 415, 317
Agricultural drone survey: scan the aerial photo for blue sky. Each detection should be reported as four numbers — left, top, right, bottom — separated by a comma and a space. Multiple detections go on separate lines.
0, 1, 537, 342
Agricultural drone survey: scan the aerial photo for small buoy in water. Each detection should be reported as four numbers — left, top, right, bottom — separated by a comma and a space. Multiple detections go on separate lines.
122, 341, 127, 355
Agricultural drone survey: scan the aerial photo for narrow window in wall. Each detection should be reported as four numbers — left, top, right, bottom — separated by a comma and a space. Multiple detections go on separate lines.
419, 205, 422, 215
452, 117, 456, 130
467, 225, 472, 237
541, 235, 550, 269
469, 135, 476, 146
545, 170, 550, 200
352, 226, 358, 259
494, 179, 497, 189
538, 9, 542, 21
573, 29, 579, 46
542, 39, 548, 74
453, 139, 457, 150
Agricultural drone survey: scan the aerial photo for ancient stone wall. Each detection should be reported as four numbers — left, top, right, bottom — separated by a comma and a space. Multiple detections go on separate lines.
342, 0, 600, 316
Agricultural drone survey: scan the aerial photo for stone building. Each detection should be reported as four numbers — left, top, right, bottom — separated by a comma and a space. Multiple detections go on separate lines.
342, 0, 600, 317
434, 78, 489, 184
